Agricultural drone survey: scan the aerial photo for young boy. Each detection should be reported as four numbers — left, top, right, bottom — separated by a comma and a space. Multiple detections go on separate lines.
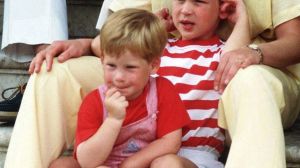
50, 8, 191, 168
151, 0, 250, 167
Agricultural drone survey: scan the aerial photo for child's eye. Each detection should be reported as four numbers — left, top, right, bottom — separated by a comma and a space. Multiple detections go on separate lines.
126, 65, 137, 69
106, 63, 116, 69
195, 0, 206, 3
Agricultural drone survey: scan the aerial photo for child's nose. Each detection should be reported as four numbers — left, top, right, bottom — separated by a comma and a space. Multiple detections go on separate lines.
114, 70, 125, 81
181, 2, 192, 15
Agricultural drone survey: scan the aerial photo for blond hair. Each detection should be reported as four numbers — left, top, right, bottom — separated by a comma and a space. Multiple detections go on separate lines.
100, 8, 168, 62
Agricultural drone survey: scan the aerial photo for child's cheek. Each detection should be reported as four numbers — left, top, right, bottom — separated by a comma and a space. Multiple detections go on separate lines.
104, 71, 113, 86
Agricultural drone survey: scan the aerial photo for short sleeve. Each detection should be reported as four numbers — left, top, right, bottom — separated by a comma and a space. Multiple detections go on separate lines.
155, 77, 191, 138
74, 89, 103, 156
272, 0, 300, 27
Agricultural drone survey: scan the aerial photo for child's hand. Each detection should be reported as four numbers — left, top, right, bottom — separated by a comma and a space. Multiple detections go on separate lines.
221, 0, 247, 24
104, 87, 128, 121
155, 8, 176, 32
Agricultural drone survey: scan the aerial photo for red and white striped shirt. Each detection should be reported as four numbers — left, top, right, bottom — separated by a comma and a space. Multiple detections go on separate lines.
157, 36, 225, 157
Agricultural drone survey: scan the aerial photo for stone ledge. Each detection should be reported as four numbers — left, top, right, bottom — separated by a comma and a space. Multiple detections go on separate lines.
285, 117, 300, 163
0, 52, 30, 70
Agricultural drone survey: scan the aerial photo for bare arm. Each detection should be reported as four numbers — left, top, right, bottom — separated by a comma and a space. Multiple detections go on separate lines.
77, 117, 123, 167
120, 129, 182, 168
221, 0, 250, 53
214, 16, 300, 92
77, 88, 128, 168
259, 17, 300, 67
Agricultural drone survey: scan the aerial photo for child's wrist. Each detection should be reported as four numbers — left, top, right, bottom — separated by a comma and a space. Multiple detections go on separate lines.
105, 117, 124, 127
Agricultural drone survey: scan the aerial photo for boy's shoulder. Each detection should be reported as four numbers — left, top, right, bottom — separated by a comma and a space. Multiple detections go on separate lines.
153, 76, 173, 86
82, 88, 101, 103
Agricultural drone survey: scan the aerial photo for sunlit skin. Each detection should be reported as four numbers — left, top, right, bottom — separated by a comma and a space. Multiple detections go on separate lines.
102, 50, 159, 101
172, 0, 221, 40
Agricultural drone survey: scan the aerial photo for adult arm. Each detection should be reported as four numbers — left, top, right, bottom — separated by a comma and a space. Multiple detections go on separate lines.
214, 16, 300, 92
259, 17, 300, 67
120, 129, 182, 168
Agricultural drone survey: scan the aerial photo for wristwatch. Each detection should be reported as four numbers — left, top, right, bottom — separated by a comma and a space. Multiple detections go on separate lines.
247, 44, 264, 64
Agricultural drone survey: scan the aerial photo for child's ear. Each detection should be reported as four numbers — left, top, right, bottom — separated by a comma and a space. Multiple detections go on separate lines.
150, 58, 161, 74
99, 50, 104, 63
219, 1, 235, 19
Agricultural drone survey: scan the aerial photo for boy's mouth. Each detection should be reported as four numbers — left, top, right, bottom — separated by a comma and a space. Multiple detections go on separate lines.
180, 20, 194, 31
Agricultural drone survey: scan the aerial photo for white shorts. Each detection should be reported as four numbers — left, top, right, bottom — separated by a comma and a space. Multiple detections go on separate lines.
178, 148, 224, 168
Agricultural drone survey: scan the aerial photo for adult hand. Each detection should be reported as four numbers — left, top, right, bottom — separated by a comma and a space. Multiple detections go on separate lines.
156, 8, 176, 32
214, 46, 262, 93
28, 39, 93, 74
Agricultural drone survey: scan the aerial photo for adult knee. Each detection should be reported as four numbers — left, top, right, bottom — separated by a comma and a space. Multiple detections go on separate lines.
229, 65, 282, 90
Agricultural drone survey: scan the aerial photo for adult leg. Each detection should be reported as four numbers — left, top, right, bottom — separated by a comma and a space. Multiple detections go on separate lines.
4, 56, 104, 168
218, 65, 300, 168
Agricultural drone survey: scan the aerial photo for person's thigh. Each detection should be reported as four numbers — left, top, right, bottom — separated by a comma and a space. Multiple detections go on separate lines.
4, 56, 103, 168
218, 65, 300, 168
218, 65, 300, 130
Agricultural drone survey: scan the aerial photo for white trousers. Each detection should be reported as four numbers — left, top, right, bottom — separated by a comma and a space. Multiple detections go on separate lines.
4, 57, 300, 168
1, 0, 68, 62
218, 65, 300, 168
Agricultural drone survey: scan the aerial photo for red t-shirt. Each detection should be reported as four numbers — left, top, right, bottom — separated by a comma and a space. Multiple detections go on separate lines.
75, 77, 190, 153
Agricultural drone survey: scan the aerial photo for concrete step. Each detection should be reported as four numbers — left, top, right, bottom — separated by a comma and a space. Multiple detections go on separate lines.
0, 119, 300, 168
0, 122, 13, 168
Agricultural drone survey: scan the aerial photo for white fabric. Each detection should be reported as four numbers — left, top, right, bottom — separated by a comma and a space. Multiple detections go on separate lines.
95, 0, 114, 30
1, 0, 68, 62
178, 148, 224, 168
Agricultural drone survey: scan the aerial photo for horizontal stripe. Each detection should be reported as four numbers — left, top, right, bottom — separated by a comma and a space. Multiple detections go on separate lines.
166, 44, 220, 54
158, 62, 219, 77
162, 71, 215, 85
160, 54, 220, 69
174, 81, 215, 93
180, 89, 220, 101
183, 99, 219, 110
187, 109, 218, 120
182, 137, 224, 154
184, 118, 219, 130
182, 127, 225, 142
164, 48, 221, 59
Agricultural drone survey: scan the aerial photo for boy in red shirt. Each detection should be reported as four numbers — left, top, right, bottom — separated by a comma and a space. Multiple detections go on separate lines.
51, 8, 190, 168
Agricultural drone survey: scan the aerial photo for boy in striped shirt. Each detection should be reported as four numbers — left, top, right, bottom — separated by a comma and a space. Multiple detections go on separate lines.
154, 0, 251, 167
